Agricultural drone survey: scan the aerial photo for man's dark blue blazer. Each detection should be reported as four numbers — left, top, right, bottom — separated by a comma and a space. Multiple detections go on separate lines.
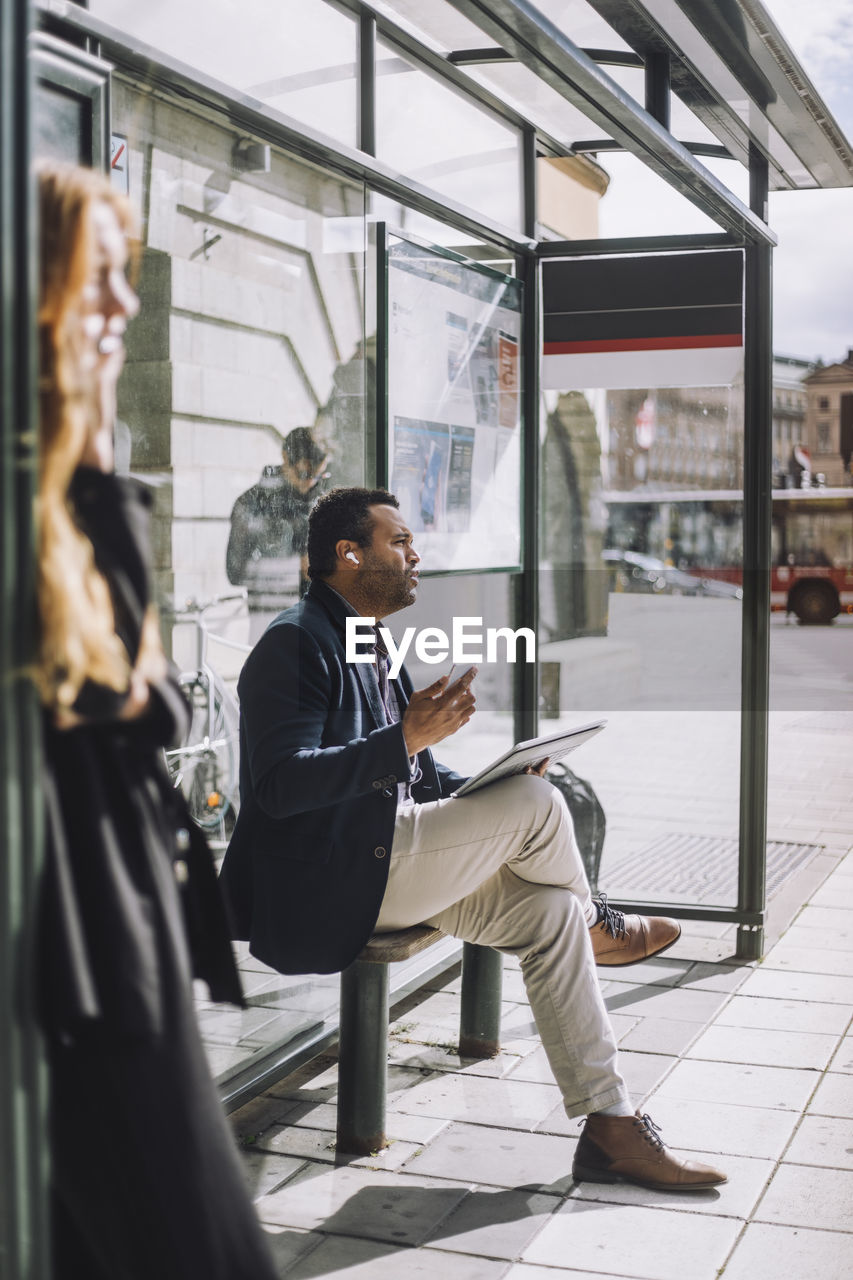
219, 578, 466, 974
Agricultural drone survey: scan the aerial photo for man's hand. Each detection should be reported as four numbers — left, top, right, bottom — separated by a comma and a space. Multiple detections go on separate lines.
524, 757, 550, 777
402, 666, 477, 757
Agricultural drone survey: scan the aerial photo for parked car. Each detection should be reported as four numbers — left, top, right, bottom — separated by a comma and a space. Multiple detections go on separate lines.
602, 550, 742, 599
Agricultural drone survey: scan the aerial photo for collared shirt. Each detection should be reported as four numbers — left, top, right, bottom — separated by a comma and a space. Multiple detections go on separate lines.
372, 626, 422, 804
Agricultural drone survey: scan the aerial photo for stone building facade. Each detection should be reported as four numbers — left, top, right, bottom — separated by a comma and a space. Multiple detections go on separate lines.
771, 355, 812, 486
803, 352, 853, 487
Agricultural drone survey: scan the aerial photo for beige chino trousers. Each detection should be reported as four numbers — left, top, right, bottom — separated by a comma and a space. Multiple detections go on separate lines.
375, 773, 629, 1118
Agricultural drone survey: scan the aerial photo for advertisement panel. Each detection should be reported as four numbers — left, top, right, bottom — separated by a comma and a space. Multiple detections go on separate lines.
388, 236, 523, 570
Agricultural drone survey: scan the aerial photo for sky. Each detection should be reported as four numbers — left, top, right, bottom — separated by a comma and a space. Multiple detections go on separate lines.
755, 0, 853, 364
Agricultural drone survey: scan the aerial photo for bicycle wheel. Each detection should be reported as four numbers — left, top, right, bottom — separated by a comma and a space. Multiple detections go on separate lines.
170, 672, 240, 834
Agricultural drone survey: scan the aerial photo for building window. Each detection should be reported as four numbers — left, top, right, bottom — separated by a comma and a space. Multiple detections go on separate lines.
817, 421, 832, 452
818, 396, 830, 410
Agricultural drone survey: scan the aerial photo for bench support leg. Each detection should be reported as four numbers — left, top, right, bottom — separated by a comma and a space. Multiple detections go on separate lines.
459, 942, 502, 1058
337, 960, 389, 1156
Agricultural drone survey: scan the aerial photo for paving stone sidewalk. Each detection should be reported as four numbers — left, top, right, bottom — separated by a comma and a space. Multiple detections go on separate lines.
226, 844, 851, 1280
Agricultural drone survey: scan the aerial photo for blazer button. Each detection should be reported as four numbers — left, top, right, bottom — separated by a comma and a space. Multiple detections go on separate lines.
374, 846, 387, 859
382, 786, 394, 798
372, 779, 382, 790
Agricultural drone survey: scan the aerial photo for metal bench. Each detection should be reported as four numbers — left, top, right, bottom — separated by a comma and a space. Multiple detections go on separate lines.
336, 929, 503, 1155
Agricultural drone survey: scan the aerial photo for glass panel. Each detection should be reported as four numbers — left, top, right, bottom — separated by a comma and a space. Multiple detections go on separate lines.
469, 61, 612, 151
375, 38, 523, 231
34, 82, 92, 164
368, 0, 491, 51
669, 92, 729, 149
386, 572, 517, 778
89, 0, 359, 147
371, 193, 503, 260
110, 74, 367, 1077
599, 152, 725, 236
466, 73, 741, 239
386, 235, 523, 572
373, 0, 627, 57
539, 252, 745, 909
768, 487, 853, 841
530, 0, 634, 52
376, 213, 521, 771
604, 63, 745, 162
111, 75, 366, 607
599, 61, 645, 109
371, 0, 620, 162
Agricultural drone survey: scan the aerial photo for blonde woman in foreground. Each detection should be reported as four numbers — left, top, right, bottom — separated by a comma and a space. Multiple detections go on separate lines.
35, 163, 278, 1280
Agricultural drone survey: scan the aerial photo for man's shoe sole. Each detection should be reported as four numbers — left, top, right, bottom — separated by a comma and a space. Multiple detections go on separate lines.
572, 1162, 726, 1192
593, 926, 682, 967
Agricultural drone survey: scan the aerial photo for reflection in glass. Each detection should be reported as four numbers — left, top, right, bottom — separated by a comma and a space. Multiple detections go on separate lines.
34, 84, 91, 165
106, 73, 371, 1087
539, 365, 745, 909
89, 0, 359, 146
377, 216, 521, 760
386, 236, 523, 572
110, 79, 366, 621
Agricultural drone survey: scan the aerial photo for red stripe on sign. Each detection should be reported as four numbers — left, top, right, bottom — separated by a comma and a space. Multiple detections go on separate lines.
542, 334, 743, 355
112, 143, 126, 168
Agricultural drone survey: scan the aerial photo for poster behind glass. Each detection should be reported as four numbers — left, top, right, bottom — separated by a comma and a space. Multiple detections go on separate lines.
388, 236, 522, 571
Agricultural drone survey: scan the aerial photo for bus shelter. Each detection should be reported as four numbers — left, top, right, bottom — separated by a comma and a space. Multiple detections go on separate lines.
3, 1, 852, 1271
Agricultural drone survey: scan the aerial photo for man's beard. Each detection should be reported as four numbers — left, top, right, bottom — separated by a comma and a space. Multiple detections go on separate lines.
360, 559, 416, 613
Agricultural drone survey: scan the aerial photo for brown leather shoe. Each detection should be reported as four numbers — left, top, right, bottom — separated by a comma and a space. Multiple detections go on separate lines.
573, 1112, 727, 1191
589, 894, 680, 966
571, 1111, 722, 1187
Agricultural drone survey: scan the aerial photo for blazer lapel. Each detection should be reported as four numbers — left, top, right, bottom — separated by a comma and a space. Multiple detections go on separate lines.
354, 660, 386, 730
306, 580, 391, 731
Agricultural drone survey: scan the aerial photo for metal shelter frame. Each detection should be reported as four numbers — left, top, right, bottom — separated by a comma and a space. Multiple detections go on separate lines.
1, 3, 48, 1276
3, 0, 848, 1269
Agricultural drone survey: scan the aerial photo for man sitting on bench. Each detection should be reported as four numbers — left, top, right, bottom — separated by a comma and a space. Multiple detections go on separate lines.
220, 487, 726, 1193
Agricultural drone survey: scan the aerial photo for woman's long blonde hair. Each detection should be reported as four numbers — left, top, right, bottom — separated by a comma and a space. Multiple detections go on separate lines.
36, 164, 134, 709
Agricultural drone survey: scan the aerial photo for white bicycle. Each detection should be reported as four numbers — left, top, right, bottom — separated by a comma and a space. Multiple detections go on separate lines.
163, 592, 250, 842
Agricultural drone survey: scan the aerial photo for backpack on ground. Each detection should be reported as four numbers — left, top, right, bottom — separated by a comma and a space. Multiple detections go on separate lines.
545, 761, 606, 893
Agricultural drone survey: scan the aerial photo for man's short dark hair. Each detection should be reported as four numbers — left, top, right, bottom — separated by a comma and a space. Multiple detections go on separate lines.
283, 427, 326, 468
307, 487, 399, 579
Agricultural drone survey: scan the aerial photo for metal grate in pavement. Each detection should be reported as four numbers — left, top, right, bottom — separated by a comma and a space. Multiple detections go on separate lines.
604, 832, 822, 904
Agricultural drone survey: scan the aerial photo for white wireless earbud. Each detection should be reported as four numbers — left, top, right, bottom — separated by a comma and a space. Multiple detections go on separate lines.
345, 551, 359, 565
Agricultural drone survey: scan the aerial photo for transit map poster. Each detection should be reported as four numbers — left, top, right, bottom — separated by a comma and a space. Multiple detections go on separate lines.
387, 236, 522, 571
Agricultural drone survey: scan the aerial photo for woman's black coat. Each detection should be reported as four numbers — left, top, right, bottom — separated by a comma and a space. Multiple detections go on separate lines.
38, 468, 278, 1280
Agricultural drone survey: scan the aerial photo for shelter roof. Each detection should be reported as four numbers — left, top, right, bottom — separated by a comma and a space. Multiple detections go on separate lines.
373, 0, 853, 192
